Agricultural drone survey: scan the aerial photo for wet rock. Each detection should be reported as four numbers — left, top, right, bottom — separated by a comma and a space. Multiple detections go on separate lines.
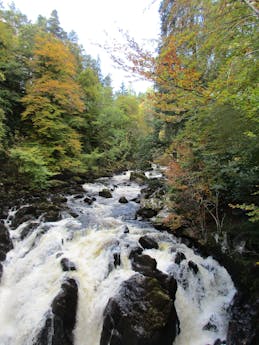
214, 339, 223, 345
136, 207, 158, 219
99, 189, 113, 198
175, 252, 186, 265
0, 222, 13, 256
100, 274, 179, 345
202, 321, 218, 332
131, 254, 157, 276
113, 253, 121, 268
73, 194, 84, 199
34, 278, 78, 345
131, 196, 140, 204
11, 205, 38, 228
139, 235, 159, 250
129, 246, 143, 259
0, 250, 6, 261
118, 196, 128, 204
129, 171, 147, 185
188, 260, 199, 274
43, 209, 62, 222
20, 222, 39, 240
84, 196, 94, 205
60, 258, 77, 271
227, 293, 259, 345
123, 225, 129, 233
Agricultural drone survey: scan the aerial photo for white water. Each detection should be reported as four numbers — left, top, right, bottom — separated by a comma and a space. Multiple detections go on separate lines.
0, 171, 236, 345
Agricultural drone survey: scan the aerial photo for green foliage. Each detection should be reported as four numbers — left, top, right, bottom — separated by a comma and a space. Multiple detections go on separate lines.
10, 145, 53, 188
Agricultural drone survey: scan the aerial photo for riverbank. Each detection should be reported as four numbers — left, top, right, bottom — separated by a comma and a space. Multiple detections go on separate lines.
134, 171, 259, 345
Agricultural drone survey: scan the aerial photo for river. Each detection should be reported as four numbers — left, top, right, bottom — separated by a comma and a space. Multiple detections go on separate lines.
0, 170, 236, 345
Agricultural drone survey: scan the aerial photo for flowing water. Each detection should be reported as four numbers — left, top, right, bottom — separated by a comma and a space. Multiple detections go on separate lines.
0, 170, 236, 345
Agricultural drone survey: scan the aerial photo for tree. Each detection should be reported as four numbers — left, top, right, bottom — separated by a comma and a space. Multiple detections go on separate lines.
20, 32, 84, 174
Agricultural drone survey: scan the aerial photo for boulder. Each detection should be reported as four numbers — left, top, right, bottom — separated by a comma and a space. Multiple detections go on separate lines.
129, 246, 143, 259
34, 278, 78, 345
99, 189, 113, 198
131, 254, 157, 276
100, 274, 178, 345
188, 260, 199, 274
139, 235, 159, 250
100, 273, 179, 345
0, 222, 13, 258
118, 196, 128, 204
175, 252, 186, 265
136, 207, 158, 219
60, 258, 77, 271
11, 205, 38, 228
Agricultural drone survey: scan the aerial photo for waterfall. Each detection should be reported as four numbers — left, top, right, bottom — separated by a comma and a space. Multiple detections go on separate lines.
0, 171, 236, 345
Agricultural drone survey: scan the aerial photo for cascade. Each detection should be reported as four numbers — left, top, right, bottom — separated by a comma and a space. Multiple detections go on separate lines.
0, 171, 236, 345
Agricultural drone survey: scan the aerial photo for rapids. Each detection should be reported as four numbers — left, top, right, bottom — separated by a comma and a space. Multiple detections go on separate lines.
0, 170, 236, 345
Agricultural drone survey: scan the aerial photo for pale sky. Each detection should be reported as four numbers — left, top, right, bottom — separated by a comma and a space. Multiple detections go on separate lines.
1, 0, 161, 92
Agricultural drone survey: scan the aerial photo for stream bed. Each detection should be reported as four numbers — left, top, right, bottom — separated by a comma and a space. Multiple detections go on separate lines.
0, 171, 236, 345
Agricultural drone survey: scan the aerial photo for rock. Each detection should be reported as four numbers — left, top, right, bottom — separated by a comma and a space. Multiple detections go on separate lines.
129, 246, 143, 259
0, 222, 13, 256
0, 250, 6, 261
139, 235, 159, 250
11, 203, 62, 228
227, 293, 259, 345
175, 252, 186, 265
84, 196, 94, 205
123, 226, 129, 234
0, 263, 2, 281
188, 260, 199, 274
20, 222, 39, 240
43, 209, 62, 222
113, 253, 121, 268
11, 205, 38, 228
136, 207, 158, 219
99, 189, 113, 198
131, 196, 140, 204
202, 321, 218, 332
118, 196, 128, 204
129, 171, 147, 185
131, 254, 157, 276
73, 194, 84, 199
214, 339, 223, 345
100, 274, 179, 345
34, 278, 78, 345
60, 258, 77, 271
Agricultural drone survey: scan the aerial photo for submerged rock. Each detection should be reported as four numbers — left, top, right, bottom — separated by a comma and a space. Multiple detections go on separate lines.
34, 278, 78, 345
100, 273, 179, 345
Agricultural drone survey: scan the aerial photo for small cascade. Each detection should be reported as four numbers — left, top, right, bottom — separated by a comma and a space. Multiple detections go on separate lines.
0, 171, 236, 345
